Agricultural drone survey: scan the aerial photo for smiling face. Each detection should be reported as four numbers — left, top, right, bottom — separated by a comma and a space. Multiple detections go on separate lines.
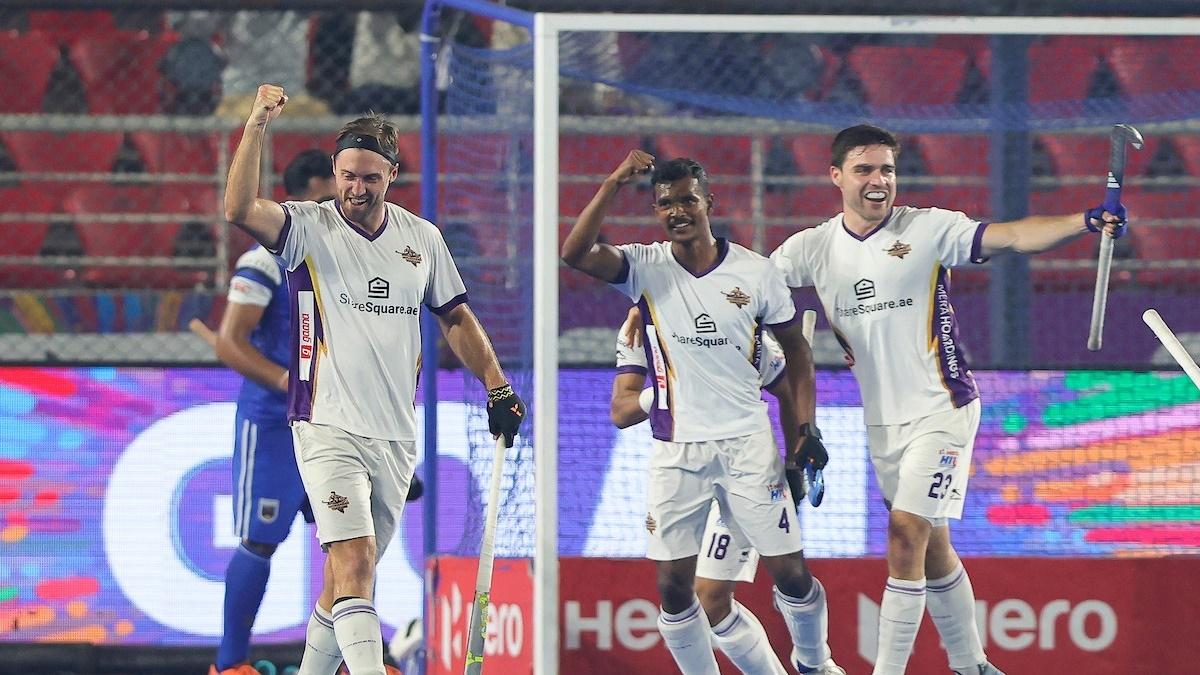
831, 143, 897, 230
333, 148, 397, 223
652, 176, 714, 245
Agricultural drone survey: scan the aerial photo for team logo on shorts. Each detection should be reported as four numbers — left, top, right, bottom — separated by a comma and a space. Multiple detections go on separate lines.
767, 482, 786, 502
644, 513, 657, 534
258, 498, 279, 523
723, 287, 751, 307
885, 240, 912, 259
938, 448, 959, 469
323, 491, 350, 513
399, 246, 423, 267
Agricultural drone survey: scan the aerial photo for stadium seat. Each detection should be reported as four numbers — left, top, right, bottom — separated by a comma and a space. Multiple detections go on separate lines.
847, 46, 968, 105
69, 32, 178, 114
559, 183, 649, 217
653, 134, 752, 177
788, 134, 834, 176
129, 131, 220, 175
915, 134, 990, 177
0, 31, 60, 114
560, 134, 646, 178
267, 131, 327, 176
1028, 42, 1101, 102
1038, 133, 1159, 179
64, 184, 204, 288
26, 10, 118, 47
901, 186, 991, 220
1171, 135, 1200, 177
1105, 38, 1190, 96
0, 131, 124, 173
0, 188, 60, 287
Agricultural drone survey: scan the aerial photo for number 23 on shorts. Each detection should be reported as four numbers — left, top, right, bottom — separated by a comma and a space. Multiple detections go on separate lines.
928, 471, 955, 499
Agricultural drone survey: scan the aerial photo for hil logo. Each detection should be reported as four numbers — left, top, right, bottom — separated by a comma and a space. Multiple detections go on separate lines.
368, 276, 390, 299
854, 279, 876, 301
694, 314, 717, 333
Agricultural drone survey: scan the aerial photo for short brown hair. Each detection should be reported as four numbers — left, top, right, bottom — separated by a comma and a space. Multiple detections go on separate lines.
337, 113, 399, 162
831, 124, 901, 169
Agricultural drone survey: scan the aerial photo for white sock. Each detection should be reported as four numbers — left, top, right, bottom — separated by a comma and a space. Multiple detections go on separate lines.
927, 563, 987, 671
297, 605, 343, 675
658, 597, 720, 675
873, 577, 926, 675
773, 580, 832, 671
710, 600, 787, 675
332, 597, 386, 675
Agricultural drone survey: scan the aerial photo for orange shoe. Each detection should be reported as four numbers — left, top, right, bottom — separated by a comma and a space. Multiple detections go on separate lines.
208, 664, 261, 675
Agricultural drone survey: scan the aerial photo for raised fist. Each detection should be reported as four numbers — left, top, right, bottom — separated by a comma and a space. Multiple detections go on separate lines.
608, 149, 655, 186
248, 84, 288, 128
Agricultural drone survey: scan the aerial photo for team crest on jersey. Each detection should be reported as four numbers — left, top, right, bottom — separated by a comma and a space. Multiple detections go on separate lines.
257, 499, 279, 523
399, 246, 423, 266
723, 287, 751, 307
645, 513, 657, 534
885, 241, 912, 258
768, 482, 786, 502
324, 491, 350, 513
938, 448, 959, 468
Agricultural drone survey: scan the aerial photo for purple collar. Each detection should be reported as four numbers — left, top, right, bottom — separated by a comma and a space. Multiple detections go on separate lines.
672, 237, 729, 278
842, 207, 894, 242
335, 201, 389, 241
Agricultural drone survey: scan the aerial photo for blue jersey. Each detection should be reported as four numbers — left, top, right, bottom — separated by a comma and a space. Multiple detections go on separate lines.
228, 246, 290, 422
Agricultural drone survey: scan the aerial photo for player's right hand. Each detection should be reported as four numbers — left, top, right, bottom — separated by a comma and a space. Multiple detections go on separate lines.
487, 384, 526, 448
607, 149, 655, 186
797, 433, 829, 471
247, 84, 288, 128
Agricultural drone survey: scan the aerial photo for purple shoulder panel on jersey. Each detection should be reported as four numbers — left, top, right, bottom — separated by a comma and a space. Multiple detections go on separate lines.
267, 208, 293, 255
429, 292, 468, 316
285, 261, 324, 423
609, 250, 631, 285
970, 222, 990, 264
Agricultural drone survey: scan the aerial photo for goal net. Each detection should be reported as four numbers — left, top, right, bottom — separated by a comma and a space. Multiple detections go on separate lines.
426, 5, 1200, 671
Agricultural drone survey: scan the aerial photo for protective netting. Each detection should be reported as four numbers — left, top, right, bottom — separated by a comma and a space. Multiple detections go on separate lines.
432, 20, 1200, 559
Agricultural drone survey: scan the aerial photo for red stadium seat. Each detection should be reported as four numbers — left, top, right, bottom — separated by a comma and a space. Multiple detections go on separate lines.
1171, 135, 1200, 178
129, 131, 220, 175
0, 188, 60, 287
1105, 38, 1195, 96
560, 134, 646, 177
69, 32, 178, 114
654, 134, 752, 177
900, 186, 991, 220
0, 131, 124, 173
1038, 133, 1159, 179
1028, 42, 1100, 102
64, 184, 205, 288
267, 131, 327, 176
915, 135, 990, 177
788, 134, 834, 176
0, 31, 60, 114
847, 46, 968, 106
26, 10, 118, 47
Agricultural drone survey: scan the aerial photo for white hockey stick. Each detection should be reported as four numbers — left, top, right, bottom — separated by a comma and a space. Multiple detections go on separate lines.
1143, 309, 1200, 391
463, 435, 508, 674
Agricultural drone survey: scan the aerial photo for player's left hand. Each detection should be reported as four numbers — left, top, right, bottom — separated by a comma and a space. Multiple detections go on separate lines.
797, 432, 829, 471
785, 466, 807, 506
1085, 204, 1127, 239
487, 384, 525, 448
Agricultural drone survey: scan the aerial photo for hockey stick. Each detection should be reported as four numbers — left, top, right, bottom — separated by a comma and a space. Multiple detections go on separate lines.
1087, 123, 1142, 351
463, 434, 508, 674
188, 318, 217, 351
1143, 309, 1200, 391
800, 309, 824, 507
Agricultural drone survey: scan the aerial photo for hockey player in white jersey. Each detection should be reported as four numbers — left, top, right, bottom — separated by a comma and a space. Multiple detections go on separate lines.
771, 124, 1127, 675
612, 308, 803, 674
223, 84, 525, 675
562, 150, 844, 675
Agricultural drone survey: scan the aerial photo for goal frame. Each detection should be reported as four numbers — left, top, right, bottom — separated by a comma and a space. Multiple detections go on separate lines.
419, 5, 1200, 673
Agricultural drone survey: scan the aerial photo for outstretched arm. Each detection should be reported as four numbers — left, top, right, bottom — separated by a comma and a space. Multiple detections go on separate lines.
560, 149, 655, 282
224, 84, 288, 249
981, 210, 1124, 257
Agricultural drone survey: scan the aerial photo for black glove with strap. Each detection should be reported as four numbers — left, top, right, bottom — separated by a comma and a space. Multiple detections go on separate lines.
487, 384, 526, 447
